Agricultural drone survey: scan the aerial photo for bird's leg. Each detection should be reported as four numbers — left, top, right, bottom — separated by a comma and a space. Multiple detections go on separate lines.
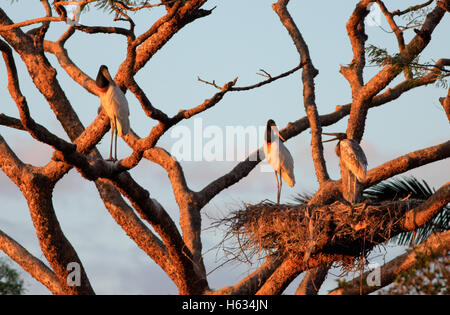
274, 171, 280, 204
347, 173, 353, 202
279, 170, 283, 204
114, 117, 118, 161
108, 126, 114, 161
114, 128, 118, 162
347, 170, 352, 203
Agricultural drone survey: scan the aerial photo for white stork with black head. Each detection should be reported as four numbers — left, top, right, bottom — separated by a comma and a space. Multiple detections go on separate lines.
264, 119, 295, 204
96, 65, 130, 161
323, 132, 368, 203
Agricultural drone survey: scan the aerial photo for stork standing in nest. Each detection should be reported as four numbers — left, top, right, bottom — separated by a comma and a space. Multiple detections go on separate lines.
264, 119, 295, 204
323, 133, 367, 203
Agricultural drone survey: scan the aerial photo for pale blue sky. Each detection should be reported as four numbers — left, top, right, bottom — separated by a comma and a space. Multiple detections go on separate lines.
0, 1, 449, 294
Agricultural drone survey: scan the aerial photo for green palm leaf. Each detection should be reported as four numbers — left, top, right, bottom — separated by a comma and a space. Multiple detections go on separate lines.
290, 192, 313, 205
363, 176, 449, 245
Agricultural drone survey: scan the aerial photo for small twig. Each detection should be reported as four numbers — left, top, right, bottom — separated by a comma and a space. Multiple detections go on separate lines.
197, 77, 222, 90
401, 192, 413, 201
118, 0, 180, 11
257, 69, 272, 79
198, 63, 304, 92
399, 24, 426, 31
232, 62, 305, 92
392, 0, 434, 16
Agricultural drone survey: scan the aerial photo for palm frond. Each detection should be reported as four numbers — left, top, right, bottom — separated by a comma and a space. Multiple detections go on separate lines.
363, 176, 449, 246
290, 192, 313, 205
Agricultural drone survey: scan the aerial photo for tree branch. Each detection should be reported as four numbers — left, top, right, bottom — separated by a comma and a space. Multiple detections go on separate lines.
172, 78, 238, 121
0, 134, 27, 190
106, 79, 238, 174
230, 62, 304, 91
133, 0, 208, 74
195, 66, 447, 208
0, 38, 77, 155
0, 2, 212, 294
392, 0, 435, 16
70, 23, 132, 37
273, 0, 329, 186
23, 180, 94, 294
125, 77, 170, 123
329, 230, 450, 295
295, 265, 330, 295
439, 88, 450, 122
311, 140, 450, 205
195, 149, 262, 209
364, 140, 450, 188
209, 255, 283, 295
376, 0, 412, 79
0, 11, 86, 142
0, 229, 64, 295
92, 178, 182, 282
43, 40, 101, 96
347, 0, 449, 142
128, 136, 207, 279
341, 0, 374, 90
109, 172, 208, 294
132, 1, 182, 47
0, 114, 25, 131
0, 16, 64, 31
401, 183, 450, 232
255, 255, 304, 295
255, 253, 347, 295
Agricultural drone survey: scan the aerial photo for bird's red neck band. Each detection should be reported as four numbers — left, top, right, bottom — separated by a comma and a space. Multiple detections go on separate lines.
97, 86, 108, 94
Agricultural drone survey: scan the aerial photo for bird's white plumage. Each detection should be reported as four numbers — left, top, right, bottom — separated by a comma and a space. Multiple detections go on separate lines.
264, 140, 295, 187
339, 139, 367, 182
100, 83, 130, 137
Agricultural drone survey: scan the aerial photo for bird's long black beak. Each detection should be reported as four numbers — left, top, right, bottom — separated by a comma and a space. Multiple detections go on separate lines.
271, 126, 286, 142
322, 132, 340, 143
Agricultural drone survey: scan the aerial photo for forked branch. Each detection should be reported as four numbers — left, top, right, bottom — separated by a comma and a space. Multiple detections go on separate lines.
273, 0, 329, 186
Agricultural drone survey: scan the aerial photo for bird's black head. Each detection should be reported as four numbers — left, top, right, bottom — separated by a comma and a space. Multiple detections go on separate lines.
96, 65, 110, 89
265, 119, 285, 143
266, 120, 275, 143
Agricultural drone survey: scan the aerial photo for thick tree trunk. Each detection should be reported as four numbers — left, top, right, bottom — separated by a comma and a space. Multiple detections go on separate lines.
22, 175, 94, 295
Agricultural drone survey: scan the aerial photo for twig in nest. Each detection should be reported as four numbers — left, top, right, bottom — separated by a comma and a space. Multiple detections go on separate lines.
401, 192, 413, 201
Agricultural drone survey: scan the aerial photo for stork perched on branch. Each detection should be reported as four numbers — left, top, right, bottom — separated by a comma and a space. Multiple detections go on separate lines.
323, 132, 367, 203
264, 119, 295, 204
96, 65, 130, 161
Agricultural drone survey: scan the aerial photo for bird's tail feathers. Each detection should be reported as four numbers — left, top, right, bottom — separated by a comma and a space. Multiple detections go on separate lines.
281, 170, 295, 187
354, 165, 367, 182
117, 118, 130, 137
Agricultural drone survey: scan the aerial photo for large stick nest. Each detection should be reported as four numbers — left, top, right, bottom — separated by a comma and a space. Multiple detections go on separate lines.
217, 199, 421, 261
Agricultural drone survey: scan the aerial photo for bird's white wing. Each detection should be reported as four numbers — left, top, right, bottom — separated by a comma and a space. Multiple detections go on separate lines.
109, 85, 130, 136
278, 142, 295, 187
340, 139, 367, 182
99, 87, 114, 117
